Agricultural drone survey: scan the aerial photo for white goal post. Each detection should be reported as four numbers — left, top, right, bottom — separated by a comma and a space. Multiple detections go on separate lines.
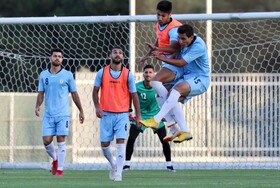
0, 12, 279, 170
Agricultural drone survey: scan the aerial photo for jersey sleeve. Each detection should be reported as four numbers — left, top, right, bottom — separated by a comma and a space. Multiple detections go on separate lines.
168, 27, 179, 42
94, 68, 103, 87
68, 72, 77, 92
37, 72, 44, 92
128, 72, 137, 93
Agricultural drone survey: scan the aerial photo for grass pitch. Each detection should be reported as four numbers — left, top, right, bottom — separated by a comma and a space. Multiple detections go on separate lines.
0, 169, 279, 188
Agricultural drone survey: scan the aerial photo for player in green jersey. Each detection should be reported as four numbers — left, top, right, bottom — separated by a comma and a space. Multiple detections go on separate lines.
123, 64, 177, 172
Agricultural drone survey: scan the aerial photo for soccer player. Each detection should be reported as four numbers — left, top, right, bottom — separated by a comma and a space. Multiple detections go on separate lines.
92, 47, 141, 182
141, 24, 210, 143
123, 65, 176, 172
139, 0, 188, 140
35, 49, 84, 176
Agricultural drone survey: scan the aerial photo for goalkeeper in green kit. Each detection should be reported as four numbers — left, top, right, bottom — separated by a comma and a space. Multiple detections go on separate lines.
123, 64, 178, 172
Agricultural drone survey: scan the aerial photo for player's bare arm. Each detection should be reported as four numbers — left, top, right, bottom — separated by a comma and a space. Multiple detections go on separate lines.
92, 86, 103, 118
131, 92, 141, 129
139, 40, 158, 64
71, 92, 85, 124
147, 40, 179, 54
35, 92, 44, 117
152, 51, 187, 67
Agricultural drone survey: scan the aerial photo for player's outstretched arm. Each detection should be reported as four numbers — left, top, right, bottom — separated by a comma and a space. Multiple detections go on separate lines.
152, 51, 187, 67
148, 40, 179, 54
138, 40, 159, 65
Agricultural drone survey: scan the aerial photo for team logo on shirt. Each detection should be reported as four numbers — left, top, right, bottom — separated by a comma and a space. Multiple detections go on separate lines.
60, 79, 64, 84
45, 78, 49, 85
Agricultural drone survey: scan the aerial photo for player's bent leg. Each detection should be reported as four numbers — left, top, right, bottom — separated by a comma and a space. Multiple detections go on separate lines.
44, 141, 57, 175
151, 67, 176, 83
101, 143, 116, 180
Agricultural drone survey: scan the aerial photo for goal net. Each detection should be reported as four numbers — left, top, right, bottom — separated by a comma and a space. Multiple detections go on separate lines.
0, 13, 279, 170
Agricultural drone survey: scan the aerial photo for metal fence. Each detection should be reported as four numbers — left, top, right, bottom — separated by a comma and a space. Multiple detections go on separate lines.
0, 73, 279, 169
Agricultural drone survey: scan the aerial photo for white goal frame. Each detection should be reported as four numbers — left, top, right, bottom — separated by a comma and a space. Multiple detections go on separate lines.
0, 12, 280, 170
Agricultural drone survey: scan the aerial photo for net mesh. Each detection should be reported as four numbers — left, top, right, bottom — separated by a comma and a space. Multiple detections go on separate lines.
0, 17, 279, 169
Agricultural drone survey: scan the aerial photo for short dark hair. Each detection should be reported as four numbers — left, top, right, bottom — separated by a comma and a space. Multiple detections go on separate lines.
143, 64, 154, 71
112, 46, 123, 51
157, 0, 172, 13
178, 24, 194, 37
110, 46, 123, 56
50, 49, 63, 55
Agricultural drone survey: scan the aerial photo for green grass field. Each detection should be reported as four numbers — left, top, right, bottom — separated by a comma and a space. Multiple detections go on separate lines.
0, 169, 279, 188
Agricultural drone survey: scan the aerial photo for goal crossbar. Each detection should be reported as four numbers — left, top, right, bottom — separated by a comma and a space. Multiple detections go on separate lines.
0, 12, 279, 24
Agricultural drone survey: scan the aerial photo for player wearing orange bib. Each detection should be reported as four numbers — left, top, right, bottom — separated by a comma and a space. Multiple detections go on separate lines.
93, 47, 141, 182
139, 0, 185, 141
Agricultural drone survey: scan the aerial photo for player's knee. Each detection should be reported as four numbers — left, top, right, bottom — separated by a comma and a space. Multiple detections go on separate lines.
42, 136, 53, 146
43, 140, 52, 146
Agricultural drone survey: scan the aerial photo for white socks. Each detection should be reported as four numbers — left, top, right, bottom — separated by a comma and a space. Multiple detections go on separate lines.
154, 89, 181, 122
166, 161, 172, 167
152, 81, 176, 125
156, 96, 176, 125
102, 146, 116, 169
172, 103, 189, 132
116, 144, 125, 177
169, 124, 180, 134
152, 81, 190, 133
57, 141, 66, 171
125, 160, 131, 166
102, 144, 125, 178
151, 81, 168, 98
45, 142, 56, 161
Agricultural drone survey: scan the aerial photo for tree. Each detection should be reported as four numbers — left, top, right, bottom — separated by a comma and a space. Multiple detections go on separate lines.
0, 0, 129, 17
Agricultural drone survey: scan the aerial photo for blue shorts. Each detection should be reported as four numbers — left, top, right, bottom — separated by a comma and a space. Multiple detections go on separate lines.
161, 55, 184, 85
175, 74, 210, 104
42, 116, 70, 136
100, 112, 129, 142
162, 63, 184, 85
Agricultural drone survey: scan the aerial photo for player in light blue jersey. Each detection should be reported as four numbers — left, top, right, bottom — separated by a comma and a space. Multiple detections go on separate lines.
35, 49, 84, 176
141, 24, 210, 143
